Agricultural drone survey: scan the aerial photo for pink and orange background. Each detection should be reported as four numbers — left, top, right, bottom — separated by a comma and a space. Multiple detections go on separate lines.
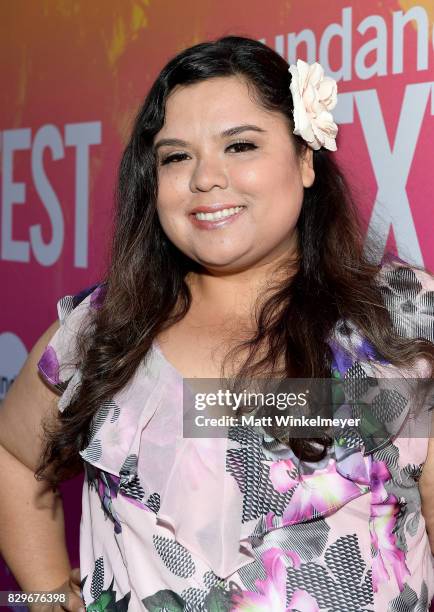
1, 0, 433, 605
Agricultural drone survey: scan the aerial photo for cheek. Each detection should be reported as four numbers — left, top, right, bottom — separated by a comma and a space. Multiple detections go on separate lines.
239, 159, 304, 218
270, 156, 304, 203
156, 172, 187, 215
252, 163, 304, 234
156, 179, 192, 247
232, 155, 301, 194
231, 160, 270, 191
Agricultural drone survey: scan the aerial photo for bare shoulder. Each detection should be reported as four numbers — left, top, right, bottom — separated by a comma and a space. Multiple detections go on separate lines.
0, 319, 61, 471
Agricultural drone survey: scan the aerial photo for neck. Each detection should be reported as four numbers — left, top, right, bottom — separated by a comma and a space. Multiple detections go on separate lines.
186, 249, 299, 322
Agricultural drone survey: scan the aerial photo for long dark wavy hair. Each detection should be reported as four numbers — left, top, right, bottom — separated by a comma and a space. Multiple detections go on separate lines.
36, 35, 434, 486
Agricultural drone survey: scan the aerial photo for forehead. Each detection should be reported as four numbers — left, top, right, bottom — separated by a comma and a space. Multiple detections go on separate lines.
158, 76, 283, 135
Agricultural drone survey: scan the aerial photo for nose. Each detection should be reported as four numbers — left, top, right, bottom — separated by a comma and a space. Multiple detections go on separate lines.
189, 155, 229, 193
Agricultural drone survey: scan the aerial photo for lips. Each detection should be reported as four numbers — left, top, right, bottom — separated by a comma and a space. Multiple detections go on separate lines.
190, 203, 242, 214
189, 205, 246, 229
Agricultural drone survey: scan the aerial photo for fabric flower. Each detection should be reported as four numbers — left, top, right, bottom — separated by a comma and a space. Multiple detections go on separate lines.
288, 589, 320, 612
37, 344, 60, 385
288, 59, 338, 151
281, 460, 366, 524
58, 368, 82, 412
368, 458, 410, 592
269, 459, 299, 493
230, 547, 303, 611
370, 499, 410, 592
377, 265, 434, 342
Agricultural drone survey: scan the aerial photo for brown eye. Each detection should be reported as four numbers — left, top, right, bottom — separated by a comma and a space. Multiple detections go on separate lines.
227, 141, 258, 153
160, 153, 188, 165
159, 141, 257, 166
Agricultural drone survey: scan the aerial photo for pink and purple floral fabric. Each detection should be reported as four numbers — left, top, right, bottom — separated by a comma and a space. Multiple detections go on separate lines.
37, 259, 434, 611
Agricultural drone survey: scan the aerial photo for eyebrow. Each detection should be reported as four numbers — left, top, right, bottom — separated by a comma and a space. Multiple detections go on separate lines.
153, 124, 267, 151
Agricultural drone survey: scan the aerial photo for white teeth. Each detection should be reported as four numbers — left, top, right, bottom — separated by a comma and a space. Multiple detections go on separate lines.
194, 206, 245, 221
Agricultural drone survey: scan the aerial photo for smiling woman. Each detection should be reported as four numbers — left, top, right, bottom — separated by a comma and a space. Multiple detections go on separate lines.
1, 35, 434, 612
154, 77, 314, 280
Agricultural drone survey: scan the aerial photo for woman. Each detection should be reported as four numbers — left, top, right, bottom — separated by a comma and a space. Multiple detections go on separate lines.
1, 35, 433, 611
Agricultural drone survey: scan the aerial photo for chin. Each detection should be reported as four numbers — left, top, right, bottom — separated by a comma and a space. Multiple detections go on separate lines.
197, 255, 254, 273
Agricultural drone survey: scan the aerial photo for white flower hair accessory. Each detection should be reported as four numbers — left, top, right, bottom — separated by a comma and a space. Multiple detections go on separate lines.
288, 59, 338, 151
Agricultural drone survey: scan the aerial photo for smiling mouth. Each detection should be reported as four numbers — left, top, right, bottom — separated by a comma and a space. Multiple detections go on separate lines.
191, 205, 246, 221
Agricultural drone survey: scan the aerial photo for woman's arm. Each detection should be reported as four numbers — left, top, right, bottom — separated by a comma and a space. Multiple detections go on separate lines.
0, 321, 84, 610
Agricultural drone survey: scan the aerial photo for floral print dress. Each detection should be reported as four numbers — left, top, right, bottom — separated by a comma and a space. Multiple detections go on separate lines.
37, 258, 434, 611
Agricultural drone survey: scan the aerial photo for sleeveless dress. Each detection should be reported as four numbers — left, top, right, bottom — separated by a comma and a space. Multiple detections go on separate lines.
37, 258, 434, 612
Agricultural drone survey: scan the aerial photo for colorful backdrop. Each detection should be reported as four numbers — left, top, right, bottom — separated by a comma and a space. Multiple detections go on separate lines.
1, 0, 433, 605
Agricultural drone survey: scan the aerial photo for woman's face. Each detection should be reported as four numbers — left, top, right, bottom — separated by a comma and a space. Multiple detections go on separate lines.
154, 75, 314, 274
